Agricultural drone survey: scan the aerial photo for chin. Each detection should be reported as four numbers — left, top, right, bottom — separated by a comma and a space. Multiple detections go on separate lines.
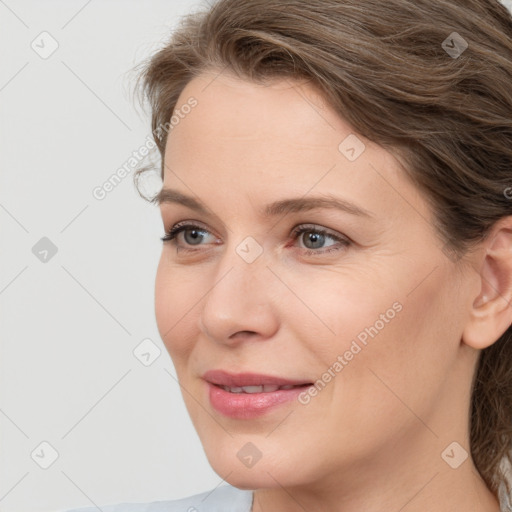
204, 445, 309, 490
217, 465, 293, 490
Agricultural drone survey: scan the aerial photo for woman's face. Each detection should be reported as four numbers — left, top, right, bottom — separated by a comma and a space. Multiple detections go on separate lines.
154, 69, 479, 491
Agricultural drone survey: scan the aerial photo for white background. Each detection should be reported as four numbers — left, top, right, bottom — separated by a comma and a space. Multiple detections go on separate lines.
1, 1, 512, 511
1, 1, 220, 511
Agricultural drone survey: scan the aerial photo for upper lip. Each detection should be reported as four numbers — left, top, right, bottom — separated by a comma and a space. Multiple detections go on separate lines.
203, 369, 312, 387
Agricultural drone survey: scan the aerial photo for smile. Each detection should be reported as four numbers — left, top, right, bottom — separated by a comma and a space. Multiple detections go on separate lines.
219, 384, 302, 393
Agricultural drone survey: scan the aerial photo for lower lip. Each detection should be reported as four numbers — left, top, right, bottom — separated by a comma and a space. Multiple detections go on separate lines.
206, 382, 311, 419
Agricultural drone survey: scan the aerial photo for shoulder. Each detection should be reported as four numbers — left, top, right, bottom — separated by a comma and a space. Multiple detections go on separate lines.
63, 484, 254, 512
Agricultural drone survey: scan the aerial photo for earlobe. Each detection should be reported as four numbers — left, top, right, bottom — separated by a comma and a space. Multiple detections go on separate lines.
462, 217, 512, 350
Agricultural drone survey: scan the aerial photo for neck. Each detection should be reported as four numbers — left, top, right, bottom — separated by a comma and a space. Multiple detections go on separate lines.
250, 437, 501, 512
251, 347, 501, 512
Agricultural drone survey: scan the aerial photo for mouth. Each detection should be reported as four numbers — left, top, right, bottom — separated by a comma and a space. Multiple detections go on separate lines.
215, 383, 310, 393
202, 369, 313, 389
202, 370, 314, 419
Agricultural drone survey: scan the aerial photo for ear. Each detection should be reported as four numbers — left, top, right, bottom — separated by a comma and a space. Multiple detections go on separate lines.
462, 216, 512, 350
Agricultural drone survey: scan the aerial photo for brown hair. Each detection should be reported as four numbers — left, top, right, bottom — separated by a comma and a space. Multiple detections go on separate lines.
132, 0, 512, 499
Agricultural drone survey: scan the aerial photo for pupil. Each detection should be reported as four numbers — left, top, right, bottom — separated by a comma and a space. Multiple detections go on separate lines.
305, 232, 324, 249
186, 229, 203, 245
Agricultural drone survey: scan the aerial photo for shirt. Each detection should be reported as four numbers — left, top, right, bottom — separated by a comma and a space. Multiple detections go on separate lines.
64, 484, 253, 512
65, 479, 512, 512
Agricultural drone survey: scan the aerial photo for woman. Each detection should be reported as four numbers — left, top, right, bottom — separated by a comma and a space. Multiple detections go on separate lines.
67, 0, 512, 510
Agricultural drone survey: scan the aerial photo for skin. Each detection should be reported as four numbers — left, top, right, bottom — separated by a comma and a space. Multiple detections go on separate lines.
154, 68, 512, 512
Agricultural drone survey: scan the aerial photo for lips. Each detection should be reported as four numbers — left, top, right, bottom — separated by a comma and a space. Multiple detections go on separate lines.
203, 370, 313, 419
218, 384, 300, 393
202, 369, 312, 389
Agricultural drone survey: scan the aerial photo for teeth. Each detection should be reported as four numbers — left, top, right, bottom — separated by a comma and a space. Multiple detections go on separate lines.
242, 385, 264, 393
221, 384, 298, 393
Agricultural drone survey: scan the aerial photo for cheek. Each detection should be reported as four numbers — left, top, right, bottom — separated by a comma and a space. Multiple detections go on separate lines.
298, 262, 458, 403
289, 266, 404, 362
154, 256, 199, 361
327, 268, 460, 425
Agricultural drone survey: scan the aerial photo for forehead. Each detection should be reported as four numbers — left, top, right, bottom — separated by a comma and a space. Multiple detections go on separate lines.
164, 70, 380, 184
161, 69, 432, 229
167, 70, 346, 153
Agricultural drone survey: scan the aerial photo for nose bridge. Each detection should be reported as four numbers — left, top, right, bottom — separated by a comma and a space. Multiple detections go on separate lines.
198, 236, 279, 342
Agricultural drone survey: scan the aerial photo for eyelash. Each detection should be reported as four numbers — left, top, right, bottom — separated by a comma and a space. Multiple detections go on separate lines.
160, 222, 351, 256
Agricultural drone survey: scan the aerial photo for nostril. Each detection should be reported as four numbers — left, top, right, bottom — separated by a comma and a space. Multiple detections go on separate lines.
234, 331, 257, 336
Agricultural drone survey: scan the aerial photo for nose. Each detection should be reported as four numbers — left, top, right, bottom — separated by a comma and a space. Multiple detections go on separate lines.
198, 246, 280, 346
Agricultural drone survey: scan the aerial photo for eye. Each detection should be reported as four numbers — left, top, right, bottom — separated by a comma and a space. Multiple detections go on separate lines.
161, 222, 351, 256
160, 221, 218, 252
290, 224, 350, 255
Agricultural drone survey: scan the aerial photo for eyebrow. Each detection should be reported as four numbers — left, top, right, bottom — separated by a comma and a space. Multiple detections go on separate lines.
153, 188, 374, 219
